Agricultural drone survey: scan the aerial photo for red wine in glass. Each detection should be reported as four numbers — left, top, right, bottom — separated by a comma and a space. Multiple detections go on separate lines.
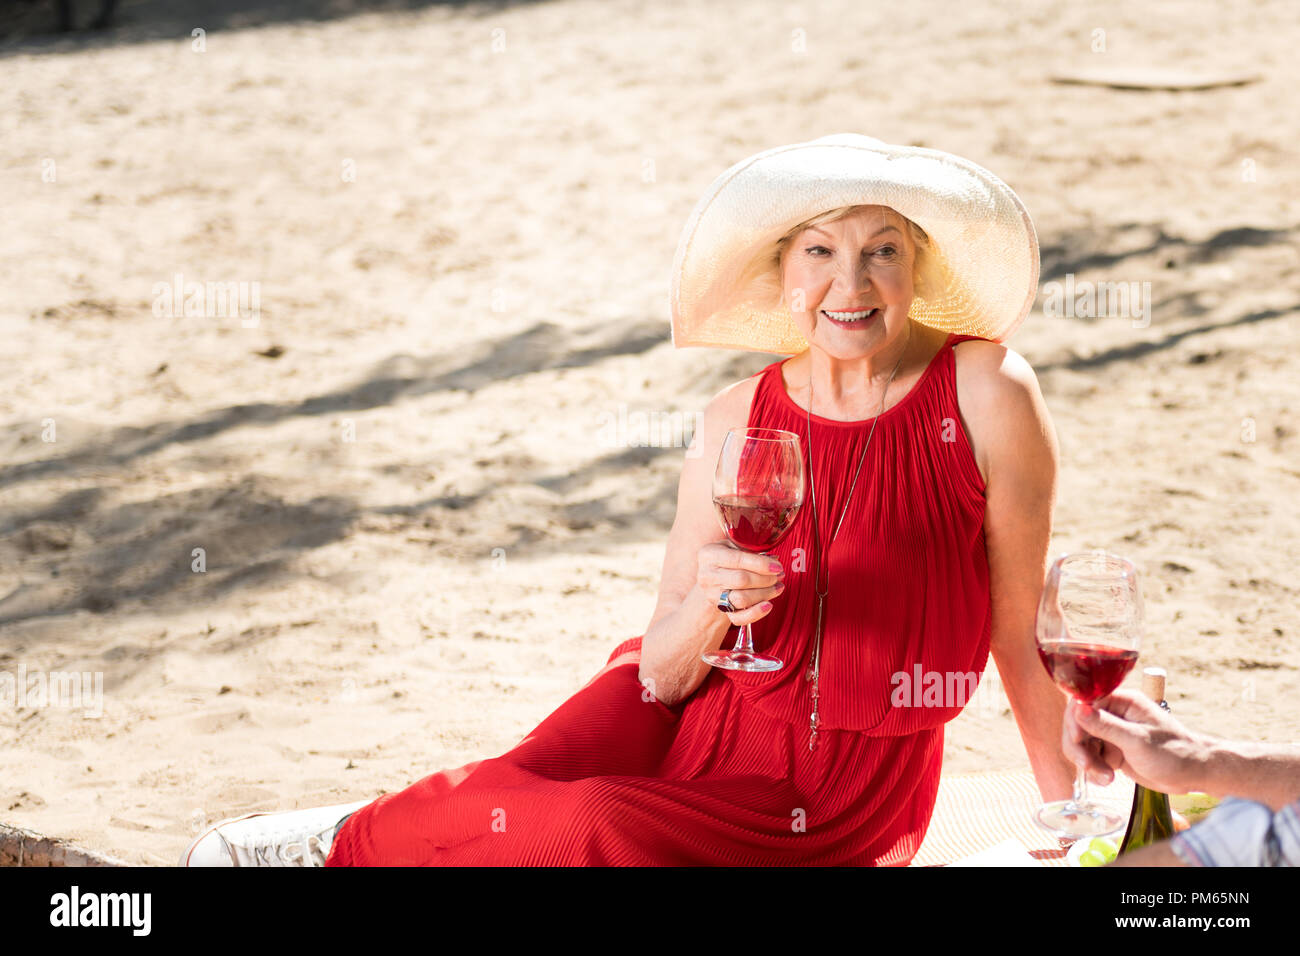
1034, 551, 1143, 839
712, 494, 801, 552
1036, 642, 1138, 704
703, 428, 805, 673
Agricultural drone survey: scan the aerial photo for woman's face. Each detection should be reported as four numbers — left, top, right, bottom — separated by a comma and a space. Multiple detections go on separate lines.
780, 205, 916, 359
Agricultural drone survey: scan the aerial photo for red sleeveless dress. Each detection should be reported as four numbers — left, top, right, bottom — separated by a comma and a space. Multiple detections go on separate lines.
326, 333, 991, 866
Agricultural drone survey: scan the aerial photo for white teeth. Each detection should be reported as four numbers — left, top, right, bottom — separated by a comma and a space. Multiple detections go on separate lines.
822, 309, 877, 321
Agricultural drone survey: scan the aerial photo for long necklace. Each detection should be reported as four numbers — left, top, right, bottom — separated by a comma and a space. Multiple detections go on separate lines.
802, 328, 910, 751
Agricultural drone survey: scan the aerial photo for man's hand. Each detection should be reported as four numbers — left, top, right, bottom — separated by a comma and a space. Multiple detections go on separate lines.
1062, 690, 1212, 795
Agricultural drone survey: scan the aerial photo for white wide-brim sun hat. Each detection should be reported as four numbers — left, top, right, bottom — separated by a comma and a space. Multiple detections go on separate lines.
670, 133, 1040, 354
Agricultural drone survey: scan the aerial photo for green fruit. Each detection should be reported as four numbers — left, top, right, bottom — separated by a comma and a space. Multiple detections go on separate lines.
1078, 849, 1107, 867
1092, 837, 1119, 860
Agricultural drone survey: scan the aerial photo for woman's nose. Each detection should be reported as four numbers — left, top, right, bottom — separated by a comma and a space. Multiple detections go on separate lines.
832, 261, 871, 295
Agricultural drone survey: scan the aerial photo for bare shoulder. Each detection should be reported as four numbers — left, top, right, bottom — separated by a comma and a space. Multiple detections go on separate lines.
692, 370, 764, 456
952, 339, 1040, 399
951, 339, 1056, 484
709, 370, 764, 418
680, 371, 764, 488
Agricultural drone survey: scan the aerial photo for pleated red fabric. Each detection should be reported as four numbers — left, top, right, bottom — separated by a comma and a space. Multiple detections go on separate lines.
326, 332, 992, 866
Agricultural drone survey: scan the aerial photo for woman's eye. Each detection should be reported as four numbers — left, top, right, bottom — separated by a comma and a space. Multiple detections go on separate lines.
802, 244, 897, 258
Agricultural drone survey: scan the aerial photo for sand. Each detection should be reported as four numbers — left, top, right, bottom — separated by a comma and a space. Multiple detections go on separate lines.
1, 0, 1297, 865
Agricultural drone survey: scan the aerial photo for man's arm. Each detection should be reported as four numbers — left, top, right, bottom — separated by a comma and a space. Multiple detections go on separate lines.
1200, 740, 1300, 813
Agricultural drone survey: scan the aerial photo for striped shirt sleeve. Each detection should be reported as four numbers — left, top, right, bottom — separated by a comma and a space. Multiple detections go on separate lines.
1169, 796, 1300, 867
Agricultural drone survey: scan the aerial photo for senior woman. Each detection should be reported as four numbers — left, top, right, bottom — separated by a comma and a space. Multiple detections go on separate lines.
183, 134, 1074, 867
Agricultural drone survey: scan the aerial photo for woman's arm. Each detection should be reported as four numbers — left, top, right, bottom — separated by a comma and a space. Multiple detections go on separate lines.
955, 341, 1075, 802
638, 378, 784, 707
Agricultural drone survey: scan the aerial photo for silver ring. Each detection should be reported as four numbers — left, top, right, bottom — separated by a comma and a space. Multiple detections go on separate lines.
717, 589, 738, 613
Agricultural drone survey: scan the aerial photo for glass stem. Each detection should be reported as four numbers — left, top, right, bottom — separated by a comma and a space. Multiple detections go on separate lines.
734, 622, 755, 656
732, 548, 765, 657
1071, 763, 1088, 810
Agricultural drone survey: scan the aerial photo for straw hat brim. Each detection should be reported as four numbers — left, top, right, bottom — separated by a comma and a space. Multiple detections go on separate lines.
670, 133, 1040, 354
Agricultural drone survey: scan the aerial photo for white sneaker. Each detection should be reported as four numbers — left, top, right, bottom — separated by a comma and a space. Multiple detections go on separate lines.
179, 799, 370, 867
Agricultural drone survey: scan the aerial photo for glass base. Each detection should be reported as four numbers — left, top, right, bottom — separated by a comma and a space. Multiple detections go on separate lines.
701, 649, 784, 672
1035, 800, 1126, 839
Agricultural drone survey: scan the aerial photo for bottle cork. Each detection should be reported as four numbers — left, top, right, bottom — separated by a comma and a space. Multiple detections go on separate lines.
1140, 667, 1166, 703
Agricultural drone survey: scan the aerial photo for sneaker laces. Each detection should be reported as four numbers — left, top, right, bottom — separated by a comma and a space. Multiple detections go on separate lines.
219, 823, 335, 867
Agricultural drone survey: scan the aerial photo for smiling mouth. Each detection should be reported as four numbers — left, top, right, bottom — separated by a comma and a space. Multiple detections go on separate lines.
820, 308, 880, 324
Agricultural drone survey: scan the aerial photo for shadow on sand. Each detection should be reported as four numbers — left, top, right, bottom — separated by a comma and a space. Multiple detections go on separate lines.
0, 0, 547, 53
4, 218, 1295, 629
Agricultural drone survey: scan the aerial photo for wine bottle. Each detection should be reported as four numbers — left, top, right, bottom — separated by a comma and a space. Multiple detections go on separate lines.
1118, 667, 1177, 854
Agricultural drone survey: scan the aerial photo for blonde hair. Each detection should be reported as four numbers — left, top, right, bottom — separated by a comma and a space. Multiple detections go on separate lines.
743, 205, 946, 309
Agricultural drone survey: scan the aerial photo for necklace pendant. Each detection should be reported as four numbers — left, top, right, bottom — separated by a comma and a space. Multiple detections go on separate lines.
805, 594, 825, 681
807, 684, 820, 751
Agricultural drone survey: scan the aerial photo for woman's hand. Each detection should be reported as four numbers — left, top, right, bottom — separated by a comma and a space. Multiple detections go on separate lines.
695, 541, 786, 630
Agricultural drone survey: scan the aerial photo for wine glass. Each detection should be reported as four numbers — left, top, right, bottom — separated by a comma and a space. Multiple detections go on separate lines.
702, 427, 805, 672
1035, 550, 1144, 838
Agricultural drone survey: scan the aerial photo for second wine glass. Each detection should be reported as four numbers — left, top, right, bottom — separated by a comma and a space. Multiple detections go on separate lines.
702, 427, 805, 672
1034, 550, 1144, 838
